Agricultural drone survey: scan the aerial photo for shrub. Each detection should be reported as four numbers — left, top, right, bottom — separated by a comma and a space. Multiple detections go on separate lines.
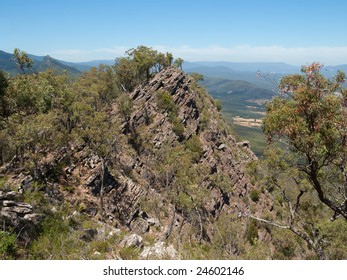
156, 90, 177, 114
245, 219, 258, 245
185, 135, 204, 161
198, 111, 209, 132
190, 72, 204, 82
0, 231, 17, 259
118, 94, 133, 120
62, 185, 74, 193
29, 210, 82, 259
209, 173, 233, 193
249, 189, 260, 202
214, 99, 222, 111
172, 118, 185, 139
119, 246, 140, 260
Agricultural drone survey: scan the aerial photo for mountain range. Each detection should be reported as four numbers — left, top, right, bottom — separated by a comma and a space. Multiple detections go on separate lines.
1, 48, 346, 260
0, 50, 83, 76
2, 49, 346, 156
2, 49, 347, 79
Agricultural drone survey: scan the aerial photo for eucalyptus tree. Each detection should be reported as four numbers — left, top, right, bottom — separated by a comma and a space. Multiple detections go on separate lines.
263, 63, 347, 220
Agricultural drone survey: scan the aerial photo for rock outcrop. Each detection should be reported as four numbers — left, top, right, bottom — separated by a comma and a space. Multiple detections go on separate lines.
140, 241, 178, 259
0, 190, 43, 243
0, 67, 271, 259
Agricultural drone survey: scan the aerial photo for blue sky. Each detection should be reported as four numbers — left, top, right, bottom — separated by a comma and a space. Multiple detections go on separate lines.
1, 0, 347, 64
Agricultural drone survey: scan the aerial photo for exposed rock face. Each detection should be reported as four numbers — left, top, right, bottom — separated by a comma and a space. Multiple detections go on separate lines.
116, 67, 261, 214
73, 67, 267, 246
0, 190, 43, 243
128, 68, 200, 137
120, 234, 143, 248
0, 67, 270, 259
140, 241, 178, 259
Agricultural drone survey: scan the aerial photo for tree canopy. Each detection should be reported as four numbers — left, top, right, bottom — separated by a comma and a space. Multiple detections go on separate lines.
114, 46, 173, 91
13, 48, 33, 74
263, 63, 347, 220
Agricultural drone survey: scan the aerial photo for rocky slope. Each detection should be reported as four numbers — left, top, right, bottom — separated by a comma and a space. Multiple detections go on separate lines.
0, 67, 271, 259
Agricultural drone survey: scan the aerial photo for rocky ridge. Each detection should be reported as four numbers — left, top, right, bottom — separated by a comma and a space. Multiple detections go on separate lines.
0, 67, 270, 259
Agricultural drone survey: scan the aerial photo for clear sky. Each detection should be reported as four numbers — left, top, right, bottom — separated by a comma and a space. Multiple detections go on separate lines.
1, 0, 347, 65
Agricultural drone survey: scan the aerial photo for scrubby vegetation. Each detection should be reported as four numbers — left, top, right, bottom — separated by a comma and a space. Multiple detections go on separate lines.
0, 48, 346, 260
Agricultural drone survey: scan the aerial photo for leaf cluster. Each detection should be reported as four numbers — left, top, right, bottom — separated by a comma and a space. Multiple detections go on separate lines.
263, 63, 347, 219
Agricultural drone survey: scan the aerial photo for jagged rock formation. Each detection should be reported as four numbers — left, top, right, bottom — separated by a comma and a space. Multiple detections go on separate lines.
0, 67, 270, 259
107, 67, 261, 220
0, 189, 43, 244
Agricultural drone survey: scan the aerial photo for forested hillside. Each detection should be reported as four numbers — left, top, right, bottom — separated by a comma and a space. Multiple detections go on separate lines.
0, 50, 81, 76
0, 47, 346, 260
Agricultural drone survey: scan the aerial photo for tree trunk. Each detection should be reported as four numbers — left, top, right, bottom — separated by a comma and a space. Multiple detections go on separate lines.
100, 158, 105, 222
161, 205, 176, 241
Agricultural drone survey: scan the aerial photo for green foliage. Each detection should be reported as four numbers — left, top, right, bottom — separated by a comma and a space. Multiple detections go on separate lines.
75, 65, 119, 105
22, 182, 47, 209
209, 213, 245, 259
62, 185, 74, 193
29, 209, 83, 259
127, 46, 159, 82
173, 57, 184, 70
7, 73, 57, 115
180, 241, 213, 260
0, 176, 8, 189
214, 99, 222, 111
245, 219, 258, 245
119, 246, 140, 260
271, 229, 299, 259
156, 90, 177, 114
118, 94, 133, 121
123, 46, 173, 84
190, 72, 204, 82
249, 189, 260, 202
320, 218, 347, 259
198, 108, 210, 132
0, 71, 9, 118
184, 135, 204, 161
209, 173, 233, 193
4, 47, 347, 260
172, 118, 185, 139
155, 90, 185, 138
263, 63, 347, 220
13, 48, 33, 74
114, 57, 138, 92
0, 231, 18, 259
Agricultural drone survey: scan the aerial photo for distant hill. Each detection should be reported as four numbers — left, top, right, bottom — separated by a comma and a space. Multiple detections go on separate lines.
201, 76, 275, 100
0, 50, 17, 73
186, 65, 281, 91
3, 49, 347, 80
200, 76, 276, 156
322, 65, 347, 78
184, 61, 300, 73
200, 75, 275, 120
76, 60, 115, 67
0, 50, 118, 74
54, 59, 109, 72
37, 55, 81, 76
0, 50, 82, 76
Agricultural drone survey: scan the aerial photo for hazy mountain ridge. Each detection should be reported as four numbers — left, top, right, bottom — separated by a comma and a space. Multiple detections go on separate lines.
2, 49, 347, 80
201, 76, 275, 100
0, 50, 82, 76
184, 61, 300, 73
